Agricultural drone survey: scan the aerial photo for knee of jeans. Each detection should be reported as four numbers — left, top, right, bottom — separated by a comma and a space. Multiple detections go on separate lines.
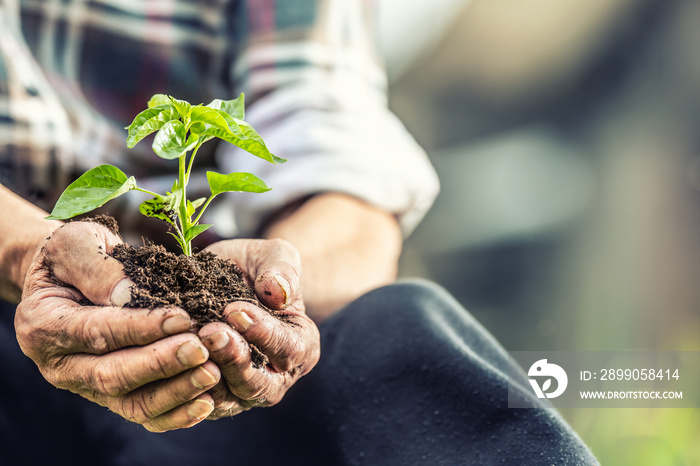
324, 278, 504, 365
322, 279, 473, 348
356, 278, 466, 323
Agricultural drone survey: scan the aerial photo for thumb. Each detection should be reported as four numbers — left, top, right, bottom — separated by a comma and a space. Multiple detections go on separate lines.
250, 239, 301, 310
43, 222, 133, 306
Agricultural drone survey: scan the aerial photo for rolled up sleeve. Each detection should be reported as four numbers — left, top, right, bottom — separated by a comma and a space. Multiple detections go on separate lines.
216, 0, 439, 237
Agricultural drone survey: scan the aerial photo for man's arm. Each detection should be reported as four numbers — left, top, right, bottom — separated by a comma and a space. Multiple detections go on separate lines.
0, 184, 62, 302
264, 193, 403, 322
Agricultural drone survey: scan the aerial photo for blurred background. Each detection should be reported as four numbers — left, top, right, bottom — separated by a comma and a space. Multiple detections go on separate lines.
377, 0, 700, 463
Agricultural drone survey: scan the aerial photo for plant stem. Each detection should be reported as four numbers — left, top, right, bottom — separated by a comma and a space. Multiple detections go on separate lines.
192, 195, 216, 226
177, 141, 205, 255
186, 142, 202, 185
134, 187, 161, 197
178, 154, 191, 255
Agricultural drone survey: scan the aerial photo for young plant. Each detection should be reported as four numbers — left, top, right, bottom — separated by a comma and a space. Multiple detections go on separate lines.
46, 94, 284, 255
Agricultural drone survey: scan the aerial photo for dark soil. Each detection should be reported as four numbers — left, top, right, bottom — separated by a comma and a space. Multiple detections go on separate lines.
109, 242, 270, 367
71, 215, 286, 367
90, 214, 120, 236
110, 243, 255, 324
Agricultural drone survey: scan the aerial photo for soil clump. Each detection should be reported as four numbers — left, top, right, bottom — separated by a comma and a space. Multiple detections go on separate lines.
109, 242, 270, 367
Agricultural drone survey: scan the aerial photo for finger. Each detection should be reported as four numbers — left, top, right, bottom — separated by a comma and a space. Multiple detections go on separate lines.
109, 361, 220, 426
46, 334, 210, 397
64, 304, 192, 354
205, 381, 250, 419
207, 403, 249, 420
142, 394, 216, 433
44, 222, 133, 306
222, 302, 320, 374
206, 239, 301, 310
199, 323, 285, 404
15, 298, 191, 360
250, 239, 301, 310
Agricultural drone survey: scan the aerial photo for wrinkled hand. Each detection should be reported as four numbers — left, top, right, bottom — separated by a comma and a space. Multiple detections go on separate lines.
199, 239, 320, 419
15, 222, 221, 432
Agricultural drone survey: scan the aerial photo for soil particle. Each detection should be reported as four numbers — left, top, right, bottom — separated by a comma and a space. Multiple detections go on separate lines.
250, 344, 269, 369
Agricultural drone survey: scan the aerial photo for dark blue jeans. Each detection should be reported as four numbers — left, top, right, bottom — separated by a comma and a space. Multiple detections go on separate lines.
0, 280, 597, 465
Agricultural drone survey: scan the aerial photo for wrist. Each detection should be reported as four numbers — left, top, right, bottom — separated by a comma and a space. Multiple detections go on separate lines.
0, 184, 63, 302
2, 219, 63, 303
21, 219, 64, 286
265, 193, 402, 321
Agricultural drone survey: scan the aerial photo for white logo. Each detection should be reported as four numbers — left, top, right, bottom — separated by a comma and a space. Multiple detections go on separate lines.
528, 359, 568, 399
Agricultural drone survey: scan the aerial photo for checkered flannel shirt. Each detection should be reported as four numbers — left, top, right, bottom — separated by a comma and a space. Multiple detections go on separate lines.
0, 0, 438, 236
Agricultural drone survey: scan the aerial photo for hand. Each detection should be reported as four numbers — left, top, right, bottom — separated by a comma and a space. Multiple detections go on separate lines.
198, 239, 321, 419
16, 221, 221, 432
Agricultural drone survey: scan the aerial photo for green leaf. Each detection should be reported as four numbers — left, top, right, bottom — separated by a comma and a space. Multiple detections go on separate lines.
189, 121, 206, 135
148, 94, 171, 108
138, 188, 183, 225
190, 106, 233, 133
167, 231, 187, 253
186, 200, 195, 217
164, 188, 184, 211
155, 119, 185, 145
139, 197, 176, 226
191, 197, 206, 209
218, 110, 287, 164
125, 104, 179, 148
46, 165, 137, 219
184, 132, 199, 147
207, 171, 271, 196
206, 93, 245, 120
206, 110, 285, 164
148, 94, 191, 120
189, 100, 284, 164
169, 96, 192, 121
184, 224, 213, 243
185, 197, 207, 217
152, 120, 197, 159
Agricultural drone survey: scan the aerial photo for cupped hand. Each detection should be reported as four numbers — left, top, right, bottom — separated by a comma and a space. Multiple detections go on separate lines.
15, 221, 221, 432
199, 239, 321, 418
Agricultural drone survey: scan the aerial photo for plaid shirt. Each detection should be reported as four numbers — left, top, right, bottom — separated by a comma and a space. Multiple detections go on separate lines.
0, 0, 438, 236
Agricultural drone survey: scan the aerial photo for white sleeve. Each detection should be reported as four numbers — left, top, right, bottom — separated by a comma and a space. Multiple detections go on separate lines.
216, 0, 439, 237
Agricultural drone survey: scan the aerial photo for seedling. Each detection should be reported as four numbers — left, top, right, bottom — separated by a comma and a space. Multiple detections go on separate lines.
47, 94, 284, 255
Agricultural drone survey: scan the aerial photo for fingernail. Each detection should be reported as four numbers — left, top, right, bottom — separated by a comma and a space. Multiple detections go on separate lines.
191, 367, 217, 389
229, 311, 254, 332
177, 341, 208, 366
110, 279, 134, 307
187, 399, 213, 419
162, 315, 191, 335
203, 331, 230, 351
274, 274, 291, 306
